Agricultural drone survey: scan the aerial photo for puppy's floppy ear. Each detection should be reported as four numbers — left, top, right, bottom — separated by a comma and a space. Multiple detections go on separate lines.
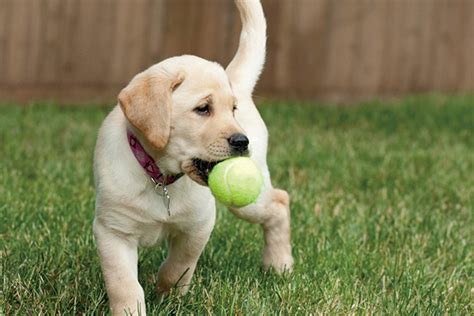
118, 71, 184, 150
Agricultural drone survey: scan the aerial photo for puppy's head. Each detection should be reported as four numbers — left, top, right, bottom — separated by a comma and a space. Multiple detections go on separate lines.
119, 55, 248, 186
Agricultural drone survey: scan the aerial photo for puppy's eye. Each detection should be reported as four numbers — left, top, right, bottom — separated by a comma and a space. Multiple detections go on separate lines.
233, 105, 238, 112
194, 104, 210, 116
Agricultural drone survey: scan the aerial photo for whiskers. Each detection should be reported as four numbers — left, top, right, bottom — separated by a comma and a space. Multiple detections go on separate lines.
206, 142, 232, 159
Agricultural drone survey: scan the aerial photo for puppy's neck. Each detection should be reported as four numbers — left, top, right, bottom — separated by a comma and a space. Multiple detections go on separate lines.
155, 155, 182, 176
126, 124, 161, 157
125, 125, 178, 177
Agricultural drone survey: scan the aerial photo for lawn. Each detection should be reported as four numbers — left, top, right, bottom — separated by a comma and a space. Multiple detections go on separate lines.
1, 95, 473, 314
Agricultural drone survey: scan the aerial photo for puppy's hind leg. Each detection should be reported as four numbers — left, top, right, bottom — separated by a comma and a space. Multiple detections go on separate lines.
229, 182, 294, 273
262, 188, 293, 272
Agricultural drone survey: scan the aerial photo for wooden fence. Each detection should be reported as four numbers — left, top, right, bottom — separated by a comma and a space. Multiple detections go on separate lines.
0, 0, 473, 103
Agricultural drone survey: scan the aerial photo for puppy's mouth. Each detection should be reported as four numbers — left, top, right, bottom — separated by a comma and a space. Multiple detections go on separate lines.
193, 158, 221, 183
181, 158, 224, 186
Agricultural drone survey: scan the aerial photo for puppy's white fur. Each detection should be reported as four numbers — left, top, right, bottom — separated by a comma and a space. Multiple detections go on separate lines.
93, 1, 293, 314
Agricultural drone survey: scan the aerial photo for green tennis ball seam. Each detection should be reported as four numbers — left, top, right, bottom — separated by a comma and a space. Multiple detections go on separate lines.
223, 159, 239, 206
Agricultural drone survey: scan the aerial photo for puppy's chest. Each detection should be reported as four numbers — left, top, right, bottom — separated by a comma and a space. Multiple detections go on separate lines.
131, 197, 185, 247
116, 179, 213, 246
134, 183, 203, 223
138, 188, 186, 221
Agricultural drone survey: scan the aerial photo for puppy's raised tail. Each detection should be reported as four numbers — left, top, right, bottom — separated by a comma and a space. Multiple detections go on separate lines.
226, 0, 266, 96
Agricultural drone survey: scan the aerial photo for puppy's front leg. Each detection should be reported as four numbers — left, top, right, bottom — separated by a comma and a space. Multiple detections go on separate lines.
157, 228, 212, 295
93, 220, 145, 315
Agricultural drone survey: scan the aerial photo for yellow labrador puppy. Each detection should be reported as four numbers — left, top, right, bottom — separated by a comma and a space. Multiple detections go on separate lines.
93, 0, 293, 314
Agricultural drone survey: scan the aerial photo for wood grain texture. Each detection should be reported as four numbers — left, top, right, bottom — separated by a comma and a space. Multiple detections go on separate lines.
0, 0, 472, 103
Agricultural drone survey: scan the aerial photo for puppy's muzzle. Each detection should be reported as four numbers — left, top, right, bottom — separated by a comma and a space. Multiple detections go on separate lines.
228, 133, 249, 155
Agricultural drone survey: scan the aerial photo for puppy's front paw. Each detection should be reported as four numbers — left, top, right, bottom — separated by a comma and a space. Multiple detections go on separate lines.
156, 280, 190, 296
156, 260, 194, 296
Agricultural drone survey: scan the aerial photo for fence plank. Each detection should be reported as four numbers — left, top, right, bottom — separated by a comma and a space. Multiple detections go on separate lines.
462, 0, 474, 90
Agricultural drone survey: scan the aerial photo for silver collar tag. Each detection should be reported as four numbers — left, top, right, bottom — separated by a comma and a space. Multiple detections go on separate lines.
151, 178, 171, 216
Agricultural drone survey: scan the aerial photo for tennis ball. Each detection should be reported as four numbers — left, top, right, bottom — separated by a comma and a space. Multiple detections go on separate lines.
208, 157, 263, 207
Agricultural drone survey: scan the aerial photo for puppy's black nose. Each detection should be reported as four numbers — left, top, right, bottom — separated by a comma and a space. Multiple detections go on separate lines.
228, 133, 249, 153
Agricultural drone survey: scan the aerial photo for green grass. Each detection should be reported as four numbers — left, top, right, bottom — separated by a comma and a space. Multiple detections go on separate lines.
2, 95, 473, 314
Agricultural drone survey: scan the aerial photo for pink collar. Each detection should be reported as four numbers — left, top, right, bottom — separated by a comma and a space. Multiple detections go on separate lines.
127, 129, 183, 186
